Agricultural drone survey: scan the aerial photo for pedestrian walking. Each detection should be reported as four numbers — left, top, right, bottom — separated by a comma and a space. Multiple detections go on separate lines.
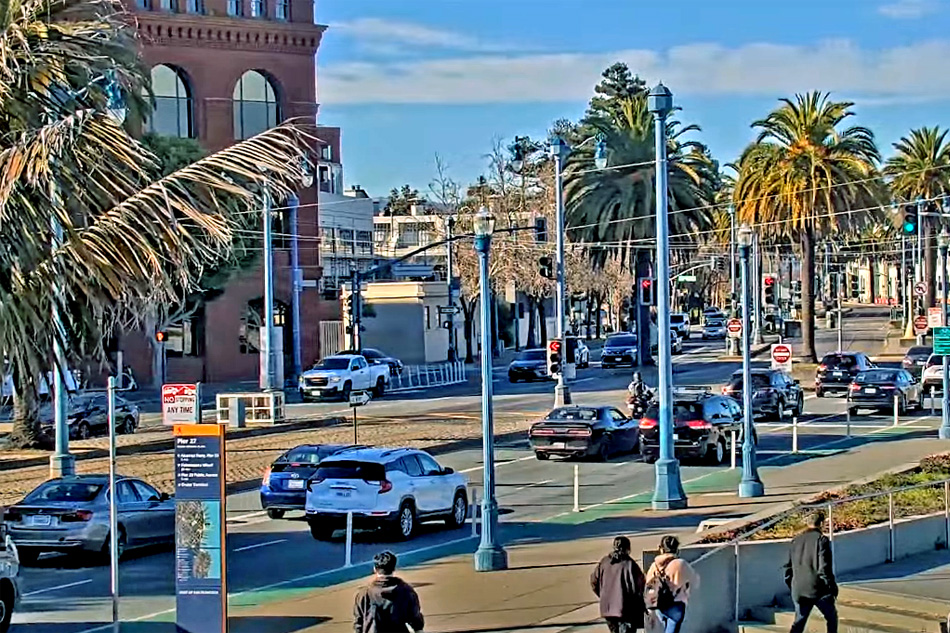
590, 536, 647, 633
785, 512, 838, 633
353, 551, 425, 633
644, 536, 698, 633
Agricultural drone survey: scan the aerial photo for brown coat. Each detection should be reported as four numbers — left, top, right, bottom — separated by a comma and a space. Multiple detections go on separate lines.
590, 553, 647, 625
353, 576, 425, 633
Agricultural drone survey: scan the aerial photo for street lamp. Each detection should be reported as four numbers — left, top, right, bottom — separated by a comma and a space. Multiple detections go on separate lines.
728, 205, 738, 355
445, 215, 458, 361
260, 169, 277, 391
939, 228, 950, 440
550, 137, 573, 407
289, 157, 313, 384
738, 223, 765, 498
472, 206, 508, 572
648, 83, 687, 511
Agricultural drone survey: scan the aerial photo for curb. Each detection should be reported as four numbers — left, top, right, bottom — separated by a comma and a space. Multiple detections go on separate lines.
717, 344, 772, 362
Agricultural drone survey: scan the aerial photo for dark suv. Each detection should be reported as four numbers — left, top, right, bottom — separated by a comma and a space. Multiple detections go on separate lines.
639, 388, 743, 465
601, 334, 638, 369
901, 346, 933, 378
816, 352, 875, 397
723, 369, 804, 420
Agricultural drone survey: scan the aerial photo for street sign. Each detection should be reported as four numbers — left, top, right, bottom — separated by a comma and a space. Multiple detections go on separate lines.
349, 391, 370, 407
934, 327, 950, 355
677, 274, 697, 282
915, 315, 929, 334
163, 383, 200, 426
915, 282, 927, 297
438, 306, 460, 315
929, 307, 944, 328
770, 343, 793, 372
726, 318, 742, 338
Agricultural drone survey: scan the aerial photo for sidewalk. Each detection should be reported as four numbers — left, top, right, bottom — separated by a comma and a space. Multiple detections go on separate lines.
216, 423, 950, 633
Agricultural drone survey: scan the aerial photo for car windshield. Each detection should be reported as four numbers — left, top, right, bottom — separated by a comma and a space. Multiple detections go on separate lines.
313, 358, 350, 370
644, 403, 702, 422
546, 408, 598, 421
928, 354, 945, 367
25, 481, 102, 503
728, 374, 770, 390
279, 447, 328, 464
517, 350, 545, 362
821, 354, 857, 369
607, 336, 636, 347
705, 320, 724, 327
315, 460, 386, 481
670, 315, 686, 324
908, 346, 932, 359
856, 370, 898, 384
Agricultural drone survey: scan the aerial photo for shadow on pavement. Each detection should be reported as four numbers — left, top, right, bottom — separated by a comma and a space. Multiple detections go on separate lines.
11, 616, 329, 633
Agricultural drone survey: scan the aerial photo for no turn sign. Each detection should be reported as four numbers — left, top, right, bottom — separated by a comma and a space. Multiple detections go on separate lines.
771, 343, 793, 372
727, 318, 742, 338
915, 282, 927, 297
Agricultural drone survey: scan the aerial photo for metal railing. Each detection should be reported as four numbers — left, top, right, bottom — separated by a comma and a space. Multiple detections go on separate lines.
692, 475, 950, 624
389, 361, 466, 392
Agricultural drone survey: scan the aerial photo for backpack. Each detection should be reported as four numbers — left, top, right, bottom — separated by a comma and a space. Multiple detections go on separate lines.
644, 558, 676, 611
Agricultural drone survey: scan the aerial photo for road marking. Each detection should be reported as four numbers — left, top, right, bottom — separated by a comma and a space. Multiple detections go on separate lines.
227, 510, 267, 523
510, 479, 554, 493
23, 579, 93, 597
233, 539, 287, 552
460, 455, 534, 474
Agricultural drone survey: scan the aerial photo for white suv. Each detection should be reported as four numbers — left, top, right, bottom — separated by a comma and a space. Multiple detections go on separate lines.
922, 354, 945, 392
670, 313, 691, 339
305, 447, 468, 541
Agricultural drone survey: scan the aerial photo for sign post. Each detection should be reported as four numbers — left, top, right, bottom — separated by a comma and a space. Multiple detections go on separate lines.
726, 318, 742, 339
174, 424, 227, 633
349, 390, 370, 443
770, 343, 793, 372
163, 383, 201, 426
915, 315, 930, 336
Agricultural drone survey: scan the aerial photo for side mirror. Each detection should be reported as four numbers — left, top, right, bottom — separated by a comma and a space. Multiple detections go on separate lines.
794, 379, 801, 385
160, 492, 171, 502
442, 467, 454, 475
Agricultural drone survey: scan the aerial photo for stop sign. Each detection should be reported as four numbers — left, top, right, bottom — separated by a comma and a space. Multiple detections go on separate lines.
726, 318, 742, 337
915, 315, 929, 332
772, 344, 792, 364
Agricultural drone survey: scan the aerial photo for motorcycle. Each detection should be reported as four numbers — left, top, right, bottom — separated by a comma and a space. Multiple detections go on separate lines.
626, 389, 655, 419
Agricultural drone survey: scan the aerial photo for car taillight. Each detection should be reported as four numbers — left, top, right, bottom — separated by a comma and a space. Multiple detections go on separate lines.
531, 427, 554, 436
61, 510, 94, 522
639, 418, 657, 429
262, 467, 272, 487
378, 480, 393, 493
818, 364, 827, 371
722, 387, 731, 395
849, 383, 860, 391
686, 420, 711, 429
881, 385, 896, 390
567, 428, 592, 436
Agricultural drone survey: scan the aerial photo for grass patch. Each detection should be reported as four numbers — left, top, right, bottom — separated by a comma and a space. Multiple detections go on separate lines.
699, 453, 950, 544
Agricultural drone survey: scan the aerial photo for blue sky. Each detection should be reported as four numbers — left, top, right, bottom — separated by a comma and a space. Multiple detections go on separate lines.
314, 0, 950, 198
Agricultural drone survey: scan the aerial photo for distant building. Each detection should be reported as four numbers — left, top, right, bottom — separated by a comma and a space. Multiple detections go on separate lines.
373, 209, 450, 281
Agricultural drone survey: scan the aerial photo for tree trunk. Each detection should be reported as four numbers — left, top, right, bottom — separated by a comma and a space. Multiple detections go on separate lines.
585, 295, 594, 340
801, 227, 819, 363
461, 298, 477, 363
635, 249, 653, 366
491, 290, 501, 358
526, 296, 537, 349
538, 300, 548, 347
868, 257, 877, 304
9, 369, 41, 449
925, 218, 937, 311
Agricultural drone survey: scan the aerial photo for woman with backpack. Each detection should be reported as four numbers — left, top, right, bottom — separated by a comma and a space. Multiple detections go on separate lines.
643, 536, 699, 633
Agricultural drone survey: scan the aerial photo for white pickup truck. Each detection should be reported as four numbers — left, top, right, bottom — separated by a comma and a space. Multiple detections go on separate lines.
298, 354, 390, 402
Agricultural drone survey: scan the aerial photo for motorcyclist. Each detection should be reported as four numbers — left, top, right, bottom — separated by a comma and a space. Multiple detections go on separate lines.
627, 372, 653, 400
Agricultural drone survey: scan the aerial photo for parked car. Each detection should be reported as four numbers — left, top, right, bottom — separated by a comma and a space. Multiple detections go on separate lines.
305, 447, 468, 541
4, 475, 174, 565
298, 354, 390, 401
723, 369, 804, 420
847, 368, 923, 416
260, 444, 359, 519
670, 313, 691, 339
921, 354, 945, 392
508, 349, 548, 382
601, 334, 639, 369
639, 388, 745, 465
38, 393, 139, 441
528, 406, 640, 461
670, 329, 683, 354
902, 346, 933, 379
338, 348, 404, 377
702, 318, 727, 340
815, 352, 876, 397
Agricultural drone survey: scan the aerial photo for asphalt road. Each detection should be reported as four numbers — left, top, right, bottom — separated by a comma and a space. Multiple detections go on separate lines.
13, 309, 917, 631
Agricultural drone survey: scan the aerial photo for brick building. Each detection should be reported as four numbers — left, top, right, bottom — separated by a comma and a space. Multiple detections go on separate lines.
119, 0, 339, 385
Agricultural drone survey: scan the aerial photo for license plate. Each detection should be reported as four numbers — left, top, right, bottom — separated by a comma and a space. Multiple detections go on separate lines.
673, 433, 680, 441
833, 371, 844, 377
287, 480, 305, 490
606, 356, 617, 361
334, 490, 352, 498
551, 441, 566, 449
865, 387, 877, 394
30, 515, 51, 527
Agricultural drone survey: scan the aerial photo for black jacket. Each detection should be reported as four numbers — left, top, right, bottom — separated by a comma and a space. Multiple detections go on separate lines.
590, 553, 647, 626
354, 576, 425, 633
784, 528, 837, 600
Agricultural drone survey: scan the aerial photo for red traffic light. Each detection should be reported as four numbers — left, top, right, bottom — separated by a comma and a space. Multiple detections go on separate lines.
155, 331, 166, 343
549, 340, 561, 353
641, 279, 652, 289
764, 276, 775, 287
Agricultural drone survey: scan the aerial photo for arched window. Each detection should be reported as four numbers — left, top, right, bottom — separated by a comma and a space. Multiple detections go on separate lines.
146, 65, 193, 138
232, 70, 279, 140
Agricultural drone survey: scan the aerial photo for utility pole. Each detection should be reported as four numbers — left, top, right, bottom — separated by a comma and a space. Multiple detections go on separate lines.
445, 216, 457, 361
348, 272, 362, 350
752, 233, 764, 344
289, 194, 303, 382
551, 138, 572, 407
837, 271, 844, 352
260, 179, 277, 391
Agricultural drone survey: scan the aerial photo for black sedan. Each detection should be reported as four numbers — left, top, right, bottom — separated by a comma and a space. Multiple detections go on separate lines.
600, 334, 638, 369
902, 345, 933, 378
723, 369, 804, 420
528, 406, 639, 461
847, 369, 923, 416
816, 352, 876, 397
39, 393, 140, 441
338, 348, 404, 377
508, 349, 549, 383
639, 389, 744, 465
260, 444, 359, 518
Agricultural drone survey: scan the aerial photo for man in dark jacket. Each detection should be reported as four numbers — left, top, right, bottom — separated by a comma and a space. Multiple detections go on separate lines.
591, 536, 647, 633
784, 513, 838, 633
354, 551, 425, 633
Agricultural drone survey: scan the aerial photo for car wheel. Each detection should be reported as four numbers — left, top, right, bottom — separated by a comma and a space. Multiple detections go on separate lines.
815, 387, 824, 398
396, 503, 416, 540
795, 396, 804, 417
447, 491, 467, 529
121, 417, 136, 435
0, 578, 14, 632
642, 451, 658, 464
534, 451, 549, 460
897, 396, 906, 416
340, 382, 352, 402
509, 376, 519, 383
309, 522, 335, 541
100, 526, 126, 564
16, 548, 40, 566
848, 407, 858, 417
266, 508, 285, 520
598, 440, 611, 462
77, 421, 91, 440
373, 378, 386, 398
708, 439, 726, 465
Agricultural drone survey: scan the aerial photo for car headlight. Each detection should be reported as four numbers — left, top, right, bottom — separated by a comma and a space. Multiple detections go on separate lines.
329, 376, 341, 383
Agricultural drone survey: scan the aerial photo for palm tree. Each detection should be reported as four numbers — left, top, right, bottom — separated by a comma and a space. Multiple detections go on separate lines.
884, 127, 950, 310
733, 92, 883, 363
1, 0, 311, 446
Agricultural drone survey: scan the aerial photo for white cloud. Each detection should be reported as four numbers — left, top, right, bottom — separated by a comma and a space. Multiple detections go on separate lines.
877, 0, 940, 19
330, 18, 522, 55
318, 39, 950, 105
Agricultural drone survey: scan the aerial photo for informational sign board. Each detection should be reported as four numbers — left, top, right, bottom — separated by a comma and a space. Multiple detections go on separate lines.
174, 424, 227, 633
915, 315, 930, 334
163, 384, 200, 426
727, 318, 742, 339
929, 307, 944, 328
770, 343, 793, 372
934, 327, 950, 355
349, 391, 370, 407
915, 282, 927, 297
677, 274, 697, 283
438, 306, 459, 315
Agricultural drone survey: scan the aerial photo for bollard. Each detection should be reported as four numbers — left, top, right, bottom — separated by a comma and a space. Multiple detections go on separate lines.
471, 488, 479, 538
792, 416, 799, 453
573, 464, 580, 512
894, 394, 900, 427
228, 397, 247, 429
846, 407, 851, 438
730, 430, 737, 470
344, 511, 353, 567
933, 387, 937, 416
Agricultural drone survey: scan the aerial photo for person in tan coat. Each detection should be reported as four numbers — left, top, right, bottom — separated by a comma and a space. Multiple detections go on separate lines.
644, 536, 699, 633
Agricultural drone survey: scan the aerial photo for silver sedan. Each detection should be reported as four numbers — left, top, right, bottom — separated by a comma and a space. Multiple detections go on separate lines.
4, 475, 174, 565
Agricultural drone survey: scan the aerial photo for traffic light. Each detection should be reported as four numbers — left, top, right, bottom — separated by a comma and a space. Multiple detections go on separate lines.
791, 281, 802, 304
155, 331, 166, 343
538, 256, 554, 279
547, 339, 562, 376
764, 275, 776, 306
903, 205, 918, 234
638, 278, 655, 306
850, 276, 859, 298
564, 336, 577, 365
534, 217, 548, 243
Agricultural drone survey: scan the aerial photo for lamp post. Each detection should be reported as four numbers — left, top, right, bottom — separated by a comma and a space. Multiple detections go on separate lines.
738, 224, 765, 498
260, 177, 277, 391
728, 205, 738, 355
289, 160, 314, 384
550, 137, 572, 406
940, 229, 950, 440
444, 215, 458, 361
472, 206, 508, 572
648, 83, 687, 511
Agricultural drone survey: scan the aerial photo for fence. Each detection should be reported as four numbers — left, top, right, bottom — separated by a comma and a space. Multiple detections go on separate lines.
389, 361, 466, 392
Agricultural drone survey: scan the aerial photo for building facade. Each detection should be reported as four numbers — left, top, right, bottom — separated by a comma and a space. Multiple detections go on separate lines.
119, 0, 338, 385
373, 209, 450, 280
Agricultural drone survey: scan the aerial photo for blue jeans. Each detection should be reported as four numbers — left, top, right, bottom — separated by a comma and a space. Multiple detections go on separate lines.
658, 602, 686, 633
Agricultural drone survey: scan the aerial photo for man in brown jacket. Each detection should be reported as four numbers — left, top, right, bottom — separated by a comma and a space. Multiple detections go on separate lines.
354, 551, 425, 633
591, 536, 647, 633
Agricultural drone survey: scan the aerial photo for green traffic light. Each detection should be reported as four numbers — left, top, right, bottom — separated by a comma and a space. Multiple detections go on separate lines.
904, 221, 916, 233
